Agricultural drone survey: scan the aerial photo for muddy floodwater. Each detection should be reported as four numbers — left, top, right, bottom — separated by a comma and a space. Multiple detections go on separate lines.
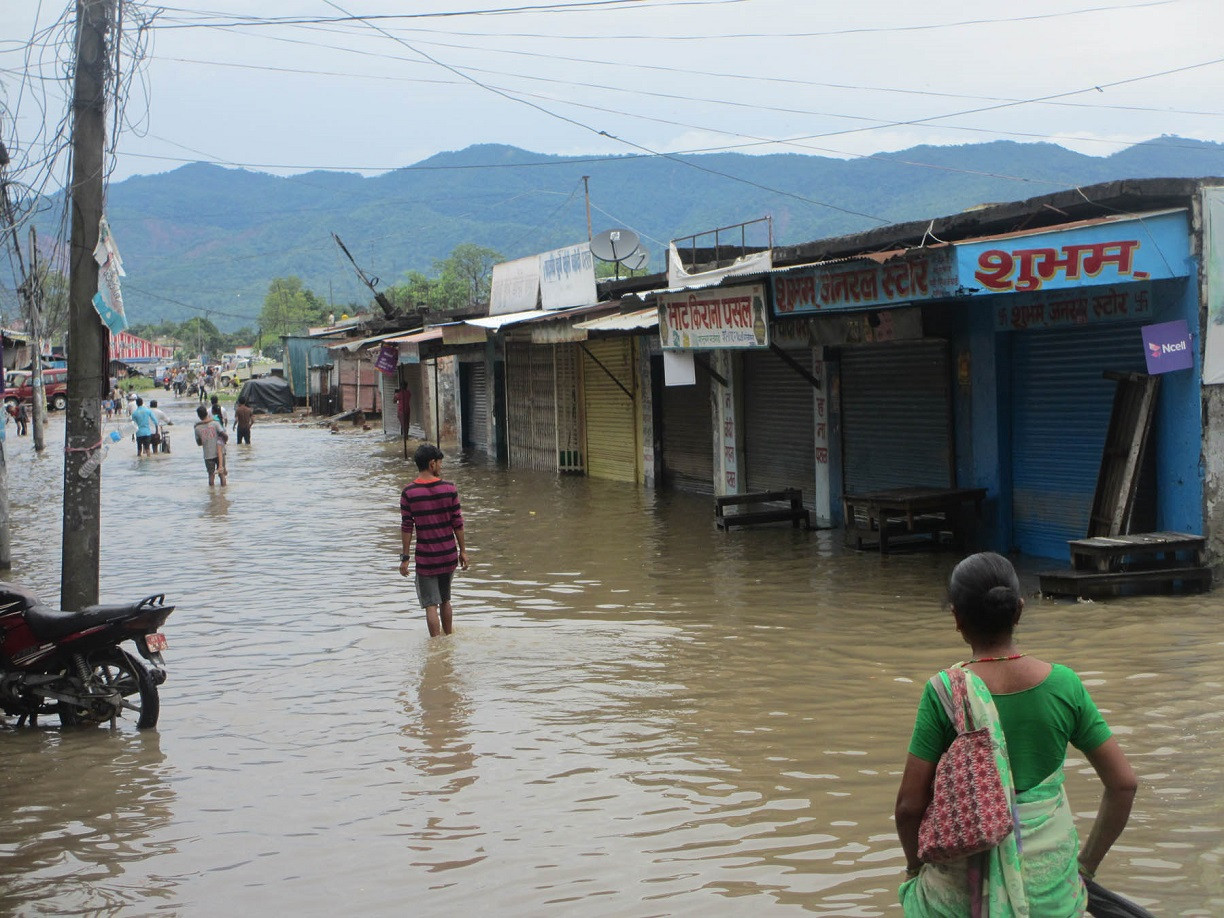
1, 395, 1221, 916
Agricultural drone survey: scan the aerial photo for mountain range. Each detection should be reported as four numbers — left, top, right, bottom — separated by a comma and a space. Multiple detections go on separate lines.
21, 136, 1224, 331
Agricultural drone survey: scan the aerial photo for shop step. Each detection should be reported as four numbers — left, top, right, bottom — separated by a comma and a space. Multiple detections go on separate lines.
1039, 562, 1212, 599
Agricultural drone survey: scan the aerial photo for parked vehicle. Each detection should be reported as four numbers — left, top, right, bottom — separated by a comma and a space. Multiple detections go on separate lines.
3, 367, 69, 410
0, 582, 173, 729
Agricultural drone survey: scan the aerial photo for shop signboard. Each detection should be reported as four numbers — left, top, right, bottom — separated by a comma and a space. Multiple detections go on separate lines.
490, 255, 540, 316
991, 281, 1154, 332
771, 248, 955, 316
1142, 320, 1194, 374
658, 284, 768, 350
956, 209, 1191, 296
539, 242, 597, 310
374, 343, 398, 374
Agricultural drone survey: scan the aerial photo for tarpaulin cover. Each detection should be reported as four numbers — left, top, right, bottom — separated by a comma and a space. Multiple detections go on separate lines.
238, 376, 294, 414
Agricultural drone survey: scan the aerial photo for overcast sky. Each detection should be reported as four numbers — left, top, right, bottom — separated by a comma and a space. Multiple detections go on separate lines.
3, 0, 1224, 191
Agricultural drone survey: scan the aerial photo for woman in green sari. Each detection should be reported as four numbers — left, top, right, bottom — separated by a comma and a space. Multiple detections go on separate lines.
895, 552, 1137, 917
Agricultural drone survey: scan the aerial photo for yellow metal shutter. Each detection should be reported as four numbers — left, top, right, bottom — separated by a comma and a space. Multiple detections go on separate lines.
583, 338, 638, 483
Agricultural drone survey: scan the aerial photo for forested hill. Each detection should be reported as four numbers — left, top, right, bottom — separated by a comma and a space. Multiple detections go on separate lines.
70, 136, 1224, 329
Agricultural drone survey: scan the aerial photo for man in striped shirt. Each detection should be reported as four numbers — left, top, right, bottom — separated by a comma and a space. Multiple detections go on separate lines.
399, 444, 468, 636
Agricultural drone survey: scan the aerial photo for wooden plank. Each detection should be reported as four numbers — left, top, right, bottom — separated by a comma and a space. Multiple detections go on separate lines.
1088, 372, 1159, 538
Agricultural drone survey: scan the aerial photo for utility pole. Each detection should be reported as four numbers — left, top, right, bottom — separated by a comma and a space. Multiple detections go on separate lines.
0, 133, 13, 566
582, 175, 592, 242
28, 228, 48, 452
0, 135, 47, 451
61, 0, 114, 612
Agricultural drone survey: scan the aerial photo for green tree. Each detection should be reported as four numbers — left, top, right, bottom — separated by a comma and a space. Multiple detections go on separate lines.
179, 316, 224, 359
385, 244, 503, 314
385, 271, 437, 314
436, 243, 501, 310
259, 276, 327, 338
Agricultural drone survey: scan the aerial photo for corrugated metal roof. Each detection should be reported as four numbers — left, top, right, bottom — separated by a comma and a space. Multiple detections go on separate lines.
521, 302, 614, 323
386, 327, 445, 346
573, 307, 658, 332
326, 330, 406, 353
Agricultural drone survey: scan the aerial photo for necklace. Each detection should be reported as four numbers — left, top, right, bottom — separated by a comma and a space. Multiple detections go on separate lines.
968, 652, 1027, 664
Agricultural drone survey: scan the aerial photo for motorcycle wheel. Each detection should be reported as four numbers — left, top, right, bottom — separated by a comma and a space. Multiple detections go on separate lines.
58, 647, 160, 730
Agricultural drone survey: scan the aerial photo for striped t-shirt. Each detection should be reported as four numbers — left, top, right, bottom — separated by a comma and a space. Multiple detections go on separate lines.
400, 478, 464, 576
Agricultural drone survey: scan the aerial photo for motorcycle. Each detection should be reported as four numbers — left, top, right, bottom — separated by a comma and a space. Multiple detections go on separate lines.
0, 582, 173, 729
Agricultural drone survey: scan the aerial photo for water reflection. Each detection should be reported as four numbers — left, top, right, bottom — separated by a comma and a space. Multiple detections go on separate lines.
0, 729, 175, 914
401, 642, 476, 797
0, 400, 1219, 914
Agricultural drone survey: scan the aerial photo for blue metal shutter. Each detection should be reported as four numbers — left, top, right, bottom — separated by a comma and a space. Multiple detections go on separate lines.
1010, 324, 1145, 559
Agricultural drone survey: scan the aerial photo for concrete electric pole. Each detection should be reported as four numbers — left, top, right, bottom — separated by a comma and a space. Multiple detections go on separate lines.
61, 0, 114, 611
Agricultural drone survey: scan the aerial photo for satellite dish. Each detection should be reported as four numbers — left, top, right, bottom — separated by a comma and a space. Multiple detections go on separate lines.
623, 248, 649, 271
590, 228, 641, 263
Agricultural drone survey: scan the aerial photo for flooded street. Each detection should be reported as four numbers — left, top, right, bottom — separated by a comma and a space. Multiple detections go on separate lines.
1, 393, 1221, 916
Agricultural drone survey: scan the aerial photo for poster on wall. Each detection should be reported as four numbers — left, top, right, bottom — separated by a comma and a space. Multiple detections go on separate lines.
1142, 320, 1194, 374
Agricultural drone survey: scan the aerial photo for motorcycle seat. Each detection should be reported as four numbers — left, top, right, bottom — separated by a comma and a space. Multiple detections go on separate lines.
23, 603, 139, 641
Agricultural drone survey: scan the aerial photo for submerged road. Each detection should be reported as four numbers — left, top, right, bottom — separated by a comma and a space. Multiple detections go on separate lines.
0, 393, 1220, 915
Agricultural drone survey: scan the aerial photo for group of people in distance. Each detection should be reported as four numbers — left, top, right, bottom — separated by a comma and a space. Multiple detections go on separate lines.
129, 396, 171, 456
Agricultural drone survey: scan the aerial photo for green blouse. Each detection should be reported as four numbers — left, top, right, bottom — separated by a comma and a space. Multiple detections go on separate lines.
908, 663, 1112, 792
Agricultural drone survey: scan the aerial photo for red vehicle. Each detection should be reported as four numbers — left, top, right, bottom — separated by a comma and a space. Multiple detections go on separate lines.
0, 582, 173, 729
3, 368, 69, 411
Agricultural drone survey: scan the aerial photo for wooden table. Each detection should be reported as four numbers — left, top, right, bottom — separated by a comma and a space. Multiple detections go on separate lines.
842, 487, 987, 553
1040, 531, 1211, 598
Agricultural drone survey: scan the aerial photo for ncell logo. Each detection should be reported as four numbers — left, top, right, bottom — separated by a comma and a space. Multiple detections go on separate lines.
1149, 340, 1187, 359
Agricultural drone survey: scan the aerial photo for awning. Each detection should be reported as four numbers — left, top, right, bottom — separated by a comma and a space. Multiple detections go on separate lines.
466, 309, 551, 330
386, 327, 444, 365
573, 307, 658, 333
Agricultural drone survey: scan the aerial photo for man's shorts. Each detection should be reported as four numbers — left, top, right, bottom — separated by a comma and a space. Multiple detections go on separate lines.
415, 572, 453, 608
204, 457, 219, 473
136, 434, 152, 452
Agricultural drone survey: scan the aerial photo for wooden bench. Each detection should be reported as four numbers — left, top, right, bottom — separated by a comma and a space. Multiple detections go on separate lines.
715, 489, 810, 531
843, 487, 988, 554
1039, 531, 1212, 598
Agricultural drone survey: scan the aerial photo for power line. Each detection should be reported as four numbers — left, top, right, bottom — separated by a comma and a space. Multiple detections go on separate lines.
150, 0, 749, 30
318, 0, 893, 223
